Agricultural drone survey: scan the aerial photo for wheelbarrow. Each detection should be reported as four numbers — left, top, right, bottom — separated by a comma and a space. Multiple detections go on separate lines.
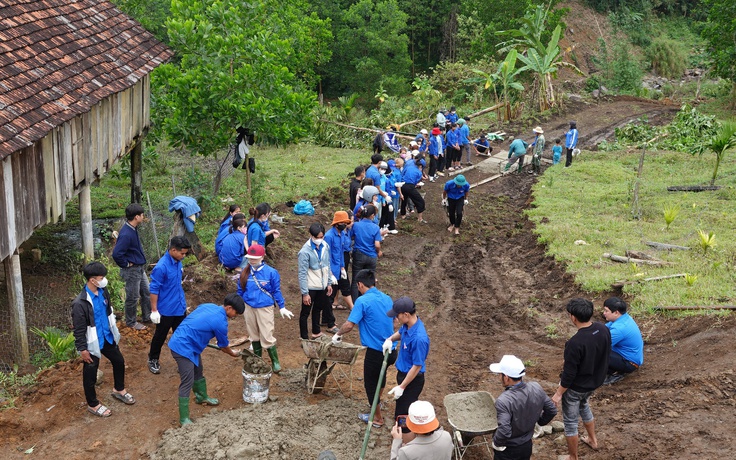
301, 337, 364, 395
443, 391, 498, 460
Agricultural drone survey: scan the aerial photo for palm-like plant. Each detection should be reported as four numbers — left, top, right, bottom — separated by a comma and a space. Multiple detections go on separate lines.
494, 50, 525, 120
496, 4, 549, 55
517, 25, 582, 111
700, 121, 736, 186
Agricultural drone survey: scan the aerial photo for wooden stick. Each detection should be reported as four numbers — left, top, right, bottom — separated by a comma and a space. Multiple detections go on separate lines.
612, 273, 687, 288
467, 102, 506, 119
667, 185, 721, 192
644, 241, 691, 251
603, 253, 673, 266
469, 174, 503, 189
654, 305, 736, 311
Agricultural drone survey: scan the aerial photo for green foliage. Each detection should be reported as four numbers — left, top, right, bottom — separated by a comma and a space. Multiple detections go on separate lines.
0, 365, 39, 408
593, 38, 643, 94
155, 0, 329, 157
698, 121, 736, 185
684, 273, 698, 286
30, 327, 77, 364
697, 229, 716, 254
663, 204, 680, 229
646, 37, 688, 78
111, 0, 170, 43
324, 0, 411, 99
428, 60, 496, 103
700, 0, 736, 84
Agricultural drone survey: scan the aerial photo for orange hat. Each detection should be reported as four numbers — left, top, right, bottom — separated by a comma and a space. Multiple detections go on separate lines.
331, 211, 351, 226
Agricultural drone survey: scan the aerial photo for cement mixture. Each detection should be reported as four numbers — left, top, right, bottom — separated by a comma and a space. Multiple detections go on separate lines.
151, 368, 391, 460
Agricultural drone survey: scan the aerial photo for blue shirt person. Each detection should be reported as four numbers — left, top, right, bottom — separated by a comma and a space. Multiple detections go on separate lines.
602, 297, 643, 378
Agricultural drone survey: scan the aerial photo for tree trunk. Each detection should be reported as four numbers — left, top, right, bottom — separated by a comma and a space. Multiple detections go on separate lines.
710, 151, 723, 186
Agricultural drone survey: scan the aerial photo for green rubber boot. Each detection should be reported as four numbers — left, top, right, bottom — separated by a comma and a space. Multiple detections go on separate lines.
252, 341, 263, 357
178, 397, 193, 425
267, 346, 281, 373
193, 378, 219, 405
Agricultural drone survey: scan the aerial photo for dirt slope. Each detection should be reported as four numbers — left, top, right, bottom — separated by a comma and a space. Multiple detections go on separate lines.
2, 98, 734, 460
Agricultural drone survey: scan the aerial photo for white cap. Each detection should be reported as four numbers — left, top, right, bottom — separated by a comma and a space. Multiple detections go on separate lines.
406, 400, 440, 434
420, 129, 428, 135
489, 355, 526, 378
379, 161, 388, 169
409, 140, 418, 146
411, 149, 419, 157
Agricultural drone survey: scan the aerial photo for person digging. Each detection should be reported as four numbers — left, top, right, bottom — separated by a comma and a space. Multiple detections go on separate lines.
167, 293, 245, 425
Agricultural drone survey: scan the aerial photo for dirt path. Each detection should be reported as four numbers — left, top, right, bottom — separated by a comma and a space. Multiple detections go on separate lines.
3, 97, 734, 460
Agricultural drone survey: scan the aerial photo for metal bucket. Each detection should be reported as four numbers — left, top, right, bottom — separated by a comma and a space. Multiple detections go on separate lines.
242, 369, 272, 404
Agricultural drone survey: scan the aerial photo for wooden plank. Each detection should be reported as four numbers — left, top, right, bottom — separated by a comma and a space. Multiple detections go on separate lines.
32, 143, 45, 227
82, 111, 93, 185
121, 87, 131, 148
143, 74, 151, 127
41, 134, 56, 223
644, 241, 691, 251
11, 151, 32, 242
603, 253, 673, 266
0, 157, 13, 260
132, 81, 141, 136
112, 92, 122, 159
612, 273, 687, 288
61, 122, 74, 200
667, 185, 721, 192
71, 117, 85, 187
469, 173, 503, 189
52, 127, 66, 221
92, 104, 102, 177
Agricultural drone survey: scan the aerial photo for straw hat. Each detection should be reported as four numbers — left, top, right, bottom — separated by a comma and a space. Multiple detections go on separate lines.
533, 126, 544, 134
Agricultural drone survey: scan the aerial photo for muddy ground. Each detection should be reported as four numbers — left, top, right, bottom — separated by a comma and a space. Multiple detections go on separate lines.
2, 97, 735, 460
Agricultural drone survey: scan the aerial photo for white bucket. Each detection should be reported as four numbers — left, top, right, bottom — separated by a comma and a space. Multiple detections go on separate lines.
242, 369, 272, 404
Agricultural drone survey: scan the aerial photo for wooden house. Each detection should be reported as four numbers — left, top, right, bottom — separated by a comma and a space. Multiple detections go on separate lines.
0, 0, 173, 364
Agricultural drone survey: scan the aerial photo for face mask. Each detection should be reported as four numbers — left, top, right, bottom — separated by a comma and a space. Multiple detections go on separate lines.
240, 227, 248, 234
337, 224, 347, 231
312, 238, 324, 246
95, 277, 108, 289
260, 215, 269, 222
248, 258, 263, 268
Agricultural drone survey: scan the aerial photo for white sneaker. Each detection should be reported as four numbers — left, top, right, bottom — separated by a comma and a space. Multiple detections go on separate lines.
437, 172, 445, 176
388, 230, 398, 234
417, 182, 425, 187
429, 176, 436, 182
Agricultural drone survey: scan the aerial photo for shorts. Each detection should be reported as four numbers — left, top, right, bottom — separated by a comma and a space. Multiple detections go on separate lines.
562, 388, 595, 436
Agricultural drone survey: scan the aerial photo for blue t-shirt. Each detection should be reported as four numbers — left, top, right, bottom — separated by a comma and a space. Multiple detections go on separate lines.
606, 313, 644, 366
395, 318, 430, 373
219, 231, 246, 269
402, 162, 422, 185
149, 251, 186, 316
246, 219, 267, 247
324, 226, 349, 279
85, 286, 114, 346
215, 216, 232, 255
366, 165, 382, 192
352, 218, 382, 258
565, 128, 578, 149
444, 180, 470, 200
459, 124, 470, 145
552, 145, 563, 161
445, 129, 458, 147
168, 303, 229, 366
347, 287, 396, 351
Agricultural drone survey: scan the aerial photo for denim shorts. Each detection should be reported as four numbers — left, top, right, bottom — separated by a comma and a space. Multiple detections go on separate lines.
562, 388, 595, 436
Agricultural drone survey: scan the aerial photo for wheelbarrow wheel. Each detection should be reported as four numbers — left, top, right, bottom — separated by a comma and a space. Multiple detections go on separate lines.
305, 359, 328, 394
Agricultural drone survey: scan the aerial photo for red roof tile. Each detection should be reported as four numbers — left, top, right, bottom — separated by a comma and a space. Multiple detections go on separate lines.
0, 0, 174, 159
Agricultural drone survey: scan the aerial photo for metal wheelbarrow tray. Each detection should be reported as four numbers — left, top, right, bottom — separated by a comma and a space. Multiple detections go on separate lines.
443, 391, 498, 459
301, 338, 364, 394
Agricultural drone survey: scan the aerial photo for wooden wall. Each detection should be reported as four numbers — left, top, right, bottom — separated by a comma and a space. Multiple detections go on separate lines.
0, 74, 151, 262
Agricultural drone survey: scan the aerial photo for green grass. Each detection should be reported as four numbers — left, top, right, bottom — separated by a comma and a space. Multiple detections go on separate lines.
527, 150, 736, 314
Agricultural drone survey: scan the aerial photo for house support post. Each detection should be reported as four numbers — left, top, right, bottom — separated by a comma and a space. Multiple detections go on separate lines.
80, 184, 94, 261
4, 252, 29, 365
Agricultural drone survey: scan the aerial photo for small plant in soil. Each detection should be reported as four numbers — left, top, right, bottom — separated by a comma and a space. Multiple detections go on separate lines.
30, 327, 77, 364
697, 229, 716, 254
684, 273, 698, 286
663, 204, 680, 230
544, 323, 559, 339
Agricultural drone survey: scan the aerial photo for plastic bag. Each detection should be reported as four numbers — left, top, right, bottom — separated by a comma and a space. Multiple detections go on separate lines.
293, 200, 315, 215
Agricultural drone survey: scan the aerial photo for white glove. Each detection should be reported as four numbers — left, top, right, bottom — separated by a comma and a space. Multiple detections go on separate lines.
388, 204, 394, 212
382, 338, 393, 354
150, 311, 161, 324
331, 334, 342, 345
441, 198, 448, 206
492, 442, 507, 452
464, 199, 469, 205
395, 182, 405, 188
280, 308, 294, 319
340, 268, 348, 279
388, 385, 404, 400
385, 196, 392, 204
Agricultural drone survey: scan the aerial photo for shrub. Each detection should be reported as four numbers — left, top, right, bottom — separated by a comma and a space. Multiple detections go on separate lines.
647, 38, 687, 79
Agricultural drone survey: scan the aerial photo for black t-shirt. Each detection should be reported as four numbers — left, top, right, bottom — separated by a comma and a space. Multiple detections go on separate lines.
560, 322, 611, 392
349, 178, 361, 211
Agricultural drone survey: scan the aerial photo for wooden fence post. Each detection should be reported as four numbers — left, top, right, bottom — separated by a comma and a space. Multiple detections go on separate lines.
4, 252, 29, 365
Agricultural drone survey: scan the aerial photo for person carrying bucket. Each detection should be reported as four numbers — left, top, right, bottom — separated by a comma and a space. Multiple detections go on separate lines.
167, 293, 245, 425
237, 244, 294, 373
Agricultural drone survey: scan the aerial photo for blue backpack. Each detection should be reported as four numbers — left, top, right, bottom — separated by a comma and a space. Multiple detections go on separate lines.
293, 200, 315, 216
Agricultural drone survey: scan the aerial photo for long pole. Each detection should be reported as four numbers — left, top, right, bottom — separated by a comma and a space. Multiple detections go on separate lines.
359, 350, 390, 460
146, 191, 161, 259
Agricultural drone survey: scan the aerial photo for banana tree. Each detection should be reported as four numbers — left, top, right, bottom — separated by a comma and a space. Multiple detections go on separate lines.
493, 50, 525, 121
517, 25, 581, 111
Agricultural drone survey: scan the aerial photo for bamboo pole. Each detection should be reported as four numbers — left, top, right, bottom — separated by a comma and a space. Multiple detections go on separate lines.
603, 253, 673, 266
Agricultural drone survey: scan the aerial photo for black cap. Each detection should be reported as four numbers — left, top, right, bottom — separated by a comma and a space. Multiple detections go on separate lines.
388, 296, 416, 317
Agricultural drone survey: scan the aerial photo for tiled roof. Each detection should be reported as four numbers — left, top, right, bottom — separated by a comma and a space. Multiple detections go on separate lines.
0, 0, 174, 159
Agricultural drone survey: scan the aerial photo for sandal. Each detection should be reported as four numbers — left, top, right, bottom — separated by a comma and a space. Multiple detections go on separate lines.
111, 391, 136, 405
311, 332, 324, 339
418, 219, 428, 224
358, 412, 384, 428
332, 304, 347, 310
88, 404, 111, 417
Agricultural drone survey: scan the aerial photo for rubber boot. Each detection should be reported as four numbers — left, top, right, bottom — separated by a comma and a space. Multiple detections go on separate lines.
178, 397, 192, 425
267, 346, 281, 373
252, 341, 263, 357
192, 378, 219, 405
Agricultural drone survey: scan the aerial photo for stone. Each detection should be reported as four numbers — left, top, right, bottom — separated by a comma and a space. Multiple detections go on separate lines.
568, 93, 583, 102
542, 424, 554, 435
551, 420, 565, 432
555, 435, 568, 446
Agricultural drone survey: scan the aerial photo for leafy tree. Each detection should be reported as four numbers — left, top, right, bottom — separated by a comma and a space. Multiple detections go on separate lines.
397, 0, 454, 75
701, 0, 736, 104
111, 0, 171, 43
154, 0, 330, 157
472, 50, 525, 120
325, 0, 412, 99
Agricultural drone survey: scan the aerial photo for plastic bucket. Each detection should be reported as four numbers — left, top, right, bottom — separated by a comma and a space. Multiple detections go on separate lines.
242, 369, 272, 404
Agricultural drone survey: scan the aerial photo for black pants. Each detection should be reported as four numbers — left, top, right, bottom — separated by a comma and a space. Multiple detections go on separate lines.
351, 250, 377, 302
448, 197, 465, 228
394, 370, 425, 419
400, 183, 425, 215
265, 233, 275, 247
149, 314, 185, 360
429, 155, 439, 177
379, 203, 395, 230
493, 440, 533, 460
83, 341, 125, 407
438, 154, 446, 172
300, 288, 331, 338
608, 350, 638, 374
565, 147, 574, 167
364, 348, 397, 406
